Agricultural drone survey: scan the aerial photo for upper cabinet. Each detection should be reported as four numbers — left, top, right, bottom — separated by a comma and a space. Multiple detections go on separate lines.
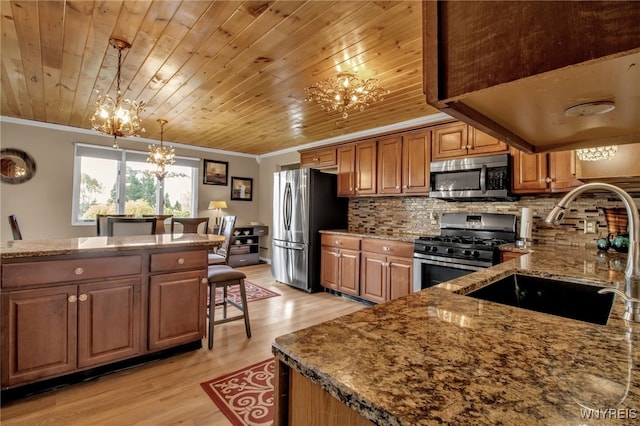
423, 2, 640, 153
377, 130, 431, 195
576, 144, 640, 182
300, 147, 337, 169
337, 141, 377, 197
511, 148, 582, 194
432, 122, 508, 160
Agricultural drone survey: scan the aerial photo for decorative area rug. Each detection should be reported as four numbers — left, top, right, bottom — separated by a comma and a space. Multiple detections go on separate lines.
214, 281, 280, 305
201, 358, 275, 426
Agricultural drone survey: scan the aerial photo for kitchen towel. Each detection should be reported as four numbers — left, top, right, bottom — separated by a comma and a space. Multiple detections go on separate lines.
520, 207, 533, 240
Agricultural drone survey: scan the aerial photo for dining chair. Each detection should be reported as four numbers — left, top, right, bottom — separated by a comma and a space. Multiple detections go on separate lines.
170, 217, 209, 234
106, 217, 156, 236
208, 215, 236, 265
8, 214, 22, 240
96, 214, 133, 236
142, 214, 173, 234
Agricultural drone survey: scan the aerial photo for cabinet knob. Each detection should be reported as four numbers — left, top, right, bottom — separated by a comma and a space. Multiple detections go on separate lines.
74, 267, 84, 275
396, 186, 400, 189
177, 258, 185, 264
402, 185, 407, 189
335, 240, 341, 245
79, 294, 88, 302
68, 295, 77, 303
201, 278, 208, 284
545, 177, 554, 183
383, 246, 390, 252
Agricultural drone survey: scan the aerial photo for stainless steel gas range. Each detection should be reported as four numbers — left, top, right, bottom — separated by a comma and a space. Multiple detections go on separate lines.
413, 213, 517, 292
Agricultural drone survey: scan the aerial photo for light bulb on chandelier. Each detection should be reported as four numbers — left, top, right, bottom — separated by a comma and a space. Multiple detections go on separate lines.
304, 71, 389, 120
146, 119, 175, 180
91, 38, 146, 149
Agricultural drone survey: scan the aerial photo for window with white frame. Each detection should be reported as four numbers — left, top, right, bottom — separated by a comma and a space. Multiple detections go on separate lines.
72, 143, 199, 226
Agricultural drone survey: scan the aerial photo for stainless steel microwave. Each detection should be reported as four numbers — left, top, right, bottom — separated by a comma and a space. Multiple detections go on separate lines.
429, 154, 517, 201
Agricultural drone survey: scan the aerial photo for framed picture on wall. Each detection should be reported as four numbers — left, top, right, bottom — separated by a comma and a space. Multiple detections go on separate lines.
203, 160, 228, 185
230, 176, 253, 201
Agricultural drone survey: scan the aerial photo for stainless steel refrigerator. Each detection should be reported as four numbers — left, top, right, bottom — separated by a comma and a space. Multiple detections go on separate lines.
272, 168, 348, 292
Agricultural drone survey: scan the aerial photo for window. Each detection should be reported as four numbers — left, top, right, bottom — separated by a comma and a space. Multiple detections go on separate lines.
72, 143, 199, 226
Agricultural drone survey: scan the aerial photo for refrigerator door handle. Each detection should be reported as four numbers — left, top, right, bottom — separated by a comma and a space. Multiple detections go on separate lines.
273, 241, 305, 250
284, 182, 292, 231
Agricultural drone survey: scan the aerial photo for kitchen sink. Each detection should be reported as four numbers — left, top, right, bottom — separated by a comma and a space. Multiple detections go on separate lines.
466, 274, 615, 325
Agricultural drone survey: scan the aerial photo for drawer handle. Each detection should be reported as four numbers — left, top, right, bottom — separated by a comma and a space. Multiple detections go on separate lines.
335, 240, 341, 245
74, 267, 84, 275
383, 247, 390, 252
79, 294, 88, 302
239, 259, 246, 262
68, 295, 77, 303
201, 278, 208, 284
177, 258, 185, 265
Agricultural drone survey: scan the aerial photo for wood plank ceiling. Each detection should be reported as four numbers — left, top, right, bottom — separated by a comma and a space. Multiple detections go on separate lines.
1, 0, 440, 155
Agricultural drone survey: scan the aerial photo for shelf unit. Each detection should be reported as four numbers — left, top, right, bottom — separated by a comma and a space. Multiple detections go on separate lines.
229, 225, 268, 267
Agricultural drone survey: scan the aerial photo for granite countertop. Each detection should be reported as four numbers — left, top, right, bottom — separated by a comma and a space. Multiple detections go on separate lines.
0, 234, 225, 259
272, 246, 640, 425
319, 229, 427, 243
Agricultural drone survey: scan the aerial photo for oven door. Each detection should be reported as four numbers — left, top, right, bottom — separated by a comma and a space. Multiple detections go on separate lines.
412, 254, 487, 292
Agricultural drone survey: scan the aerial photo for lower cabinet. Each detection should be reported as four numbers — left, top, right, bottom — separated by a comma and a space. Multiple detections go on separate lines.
320, 235, 360, 297
1, 278, 141, 387
360, 239, 413, 303
500, 251, 524, 263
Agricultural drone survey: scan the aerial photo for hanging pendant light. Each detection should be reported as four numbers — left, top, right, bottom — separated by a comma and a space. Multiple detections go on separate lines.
147, 119, 175, 180
91, 38, 146, 149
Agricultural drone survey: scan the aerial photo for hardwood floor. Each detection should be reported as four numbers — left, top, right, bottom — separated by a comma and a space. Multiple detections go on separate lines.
0, 264, 366, 425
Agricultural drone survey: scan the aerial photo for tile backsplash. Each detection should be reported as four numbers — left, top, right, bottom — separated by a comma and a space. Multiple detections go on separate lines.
348, 193, 640, 247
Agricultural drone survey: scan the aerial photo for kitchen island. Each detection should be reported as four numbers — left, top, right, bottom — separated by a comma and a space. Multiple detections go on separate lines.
1, 234, 223, 391
272, 245, 640, 425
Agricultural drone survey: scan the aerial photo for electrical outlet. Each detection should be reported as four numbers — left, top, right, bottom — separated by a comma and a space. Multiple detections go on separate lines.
584, 220, 597, 234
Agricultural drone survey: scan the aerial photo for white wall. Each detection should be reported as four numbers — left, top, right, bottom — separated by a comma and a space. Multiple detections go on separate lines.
0, 120, 262, 242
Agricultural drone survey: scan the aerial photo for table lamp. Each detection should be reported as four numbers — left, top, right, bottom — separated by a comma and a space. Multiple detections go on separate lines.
208, 200, 228, 227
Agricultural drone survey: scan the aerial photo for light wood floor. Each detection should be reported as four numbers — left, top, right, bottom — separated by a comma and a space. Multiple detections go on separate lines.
1, 264, 366, 425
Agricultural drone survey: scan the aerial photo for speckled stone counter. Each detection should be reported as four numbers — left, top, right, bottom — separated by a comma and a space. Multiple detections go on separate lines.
0, 234, 224, 259
319, 229, 427, 243
273, 245, 640, 425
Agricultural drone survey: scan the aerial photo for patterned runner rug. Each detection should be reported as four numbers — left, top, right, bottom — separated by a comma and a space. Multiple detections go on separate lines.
201, 358, 275, 426
214, 281, 280, 305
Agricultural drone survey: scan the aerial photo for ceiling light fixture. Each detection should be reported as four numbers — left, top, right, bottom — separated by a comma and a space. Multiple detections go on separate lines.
304, 71, 389, 119
146, 119, 175, 180
575, 145, 618, 161
91, 38, 146, 149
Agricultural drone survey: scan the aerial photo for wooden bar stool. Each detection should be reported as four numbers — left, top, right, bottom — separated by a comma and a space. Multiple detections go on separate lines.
207, 265, 251, 349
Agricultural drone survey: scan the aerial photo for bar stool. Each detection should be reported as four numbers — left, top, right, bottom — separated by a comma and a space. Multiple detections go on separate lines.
207, 265, 251, 349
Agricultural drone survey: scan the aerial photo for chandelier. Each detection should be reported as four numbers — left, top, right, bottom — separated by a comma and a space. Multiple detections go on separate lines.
575, 146, 618, 161
91, 38, 146, 149
304, 71, 389, 119
147, 119, 175, 180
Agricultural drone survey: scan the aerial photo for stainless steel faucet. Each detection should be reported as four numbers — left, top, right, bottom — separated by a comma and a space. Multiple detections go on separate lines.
544, 182, 640, 322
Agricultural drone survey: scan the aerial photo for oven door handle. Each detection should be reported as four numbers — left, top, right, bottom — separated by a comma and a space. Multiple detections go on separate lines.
480, 164, 487, 194
413, 257, 484, 272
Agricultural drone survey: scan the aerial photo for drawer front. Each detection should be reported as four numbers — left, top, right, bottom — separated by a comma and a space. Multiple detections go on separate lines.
321, 234, 361, 251
228, 253, 259, 268
2, 255, 143, 288
150, 250, 207, 273
361, 239, 413, 257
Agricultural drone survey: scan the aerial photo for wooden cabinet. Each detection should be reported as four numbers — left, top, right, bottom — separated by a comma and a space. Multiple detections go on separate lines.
320, 235, 360, 296
512, 148, 582, 194
432, 122, 508, 160
227, 225, 267, 267
1, 275, 141, 388
148, 249, 208, 351
300, 147, 337, 169
337, 141, 377, 196
500, 251, 524, 263
360, 239, 413, 303
423, 2, 640, 153
377, 130, 431, 195
576, 144, 640, 181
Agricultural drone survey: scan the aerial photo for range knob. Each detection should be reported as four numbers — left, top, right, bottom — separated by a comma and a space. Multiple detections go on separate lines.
472, 250, 480, 257
445, 248, 454, 254
462, 249, 471, 256
431, 246, 438, 252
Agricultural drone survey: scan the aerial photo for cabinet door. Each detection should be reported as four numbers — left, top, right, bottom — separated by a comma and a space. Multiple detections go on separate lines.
402, 130, 431, 194
339, 249, 360, 297
469, 128, 509, 156
77, 279, 141, 369
300, 148, 337, 169
148, 270, 207, 351
337, 144, 356, 196
432, 123, 468, 159
360, 252, 386, 304
1, 285, 77, 386
387, 256, 413, 300
500, 251, 524, 262
549, 150, 583, 192
355, 141, 377, 195
320, 246, 340, 290
377, 136, 403, 195
511, 149, 549, 193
